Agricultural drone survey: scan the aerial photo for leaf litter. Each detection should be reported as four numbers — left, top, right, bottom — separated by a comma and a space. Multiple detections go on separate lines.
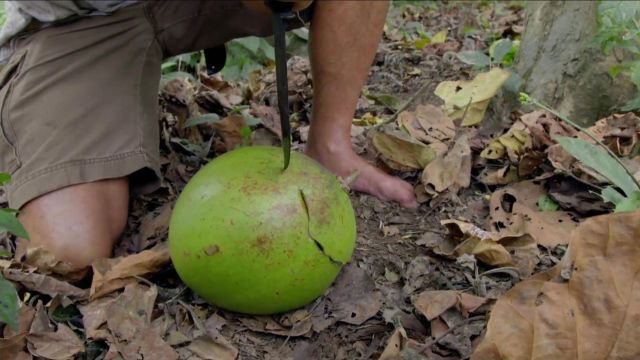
1, 2, 639, 359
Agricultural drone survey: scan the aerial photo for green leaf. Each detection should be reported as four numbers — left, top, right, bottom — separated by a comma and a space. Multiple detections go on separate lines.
0, 250, 11, 257
615, 191, 640, 212
608, 64, 624, 79
490, 39, 513, 64
601, 186, 625, 205
621, 96, 640, 112
235, 36, 261, 54
0, 209, 28, 239
456, 51, 491, 67
538, 195, 560, 211
555, 136, 640, 196
503, 73, 524, 93
243, 114, 262, 127
183, 114, 221, 128
364, 92, 403, 111
0, 275, 19, 331
414, 36, 431, 49
0, 173, 10, 185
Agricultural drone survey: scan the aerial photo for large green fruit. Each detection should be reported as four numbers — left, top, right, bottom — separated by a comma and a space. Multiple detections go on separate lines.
169, 146, 356, 314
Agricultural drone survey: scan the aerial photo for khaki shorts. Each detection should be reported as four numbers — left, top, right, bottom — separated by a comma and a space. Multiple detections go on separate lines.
0, 0, 311, 209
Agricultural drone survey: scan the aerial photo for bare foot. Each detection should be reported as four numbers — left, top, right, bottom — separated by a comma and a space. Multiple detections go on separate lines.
306, 145, 419, 209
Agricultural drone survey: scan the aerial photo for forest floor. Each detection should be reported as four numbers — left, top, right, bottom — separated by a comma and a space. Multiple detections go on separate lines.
2, 2, 640, 360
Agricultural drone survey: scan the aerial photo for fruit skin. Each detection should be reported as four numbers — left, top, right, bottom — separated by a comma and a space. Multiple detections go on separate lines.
169, 146, 356, 314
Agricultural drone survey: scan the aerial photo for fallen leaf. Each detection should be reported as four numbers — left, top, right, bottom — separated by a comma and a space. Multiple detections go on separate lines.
136, 203, 172, 251
2, 269, 88, 302
488, 181, 580, 247
251, 103, 281, 138
89, 243, 170, 299
422, 134, 471, 194
187, 334, 238, 360
106, 283, 157, 339
79, 296, 117, 340
311, 263, 383, 332
378, 326, 408, 360
239, 313, 312, 337
0, 304, 34, 360
547, 175, 613, 215
211, 115, 247, 151
442, 220, 512, 266
472, 210, 640, 360
478, 165, 519, 185
27, 323, 84, 360
26, 303, 83, 360
412, 104, 456, 144
15, 241, 86, 281
372, 131, 436, 171
435, 68, 511, 126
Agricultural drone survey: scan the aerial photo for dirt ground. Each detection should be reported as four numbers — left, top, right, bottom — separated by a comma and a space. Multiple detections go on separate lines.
1, 2, 580, 360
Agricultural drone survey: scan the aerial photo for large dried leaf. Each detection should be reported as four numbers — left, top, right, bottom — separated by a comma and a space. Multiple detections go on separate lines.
441, 220, 540, 275
422, 134, 471, 194
413, 290, 486, 321
90, 243, 170, 299
212, 115, 247, 151
310, 263, 383, 332
397, 104, 455, 145
472, 210, 640, 360
187, 334, 238, 360
0, 305, 34, 359
79, 296, 117, 340
379, 326, 408, 360
373, 131, 436, 171
27, 323, 84, 360
442, 220, 512, 266
135, 203, 172, 251
435, 68, 511, 126
488, 181, 580, 247
2, 269, 88, 302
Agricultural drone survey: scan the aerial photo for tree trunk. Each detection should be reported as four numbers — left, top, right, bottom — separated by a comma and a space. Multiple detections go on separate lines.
516, 1, 635, 126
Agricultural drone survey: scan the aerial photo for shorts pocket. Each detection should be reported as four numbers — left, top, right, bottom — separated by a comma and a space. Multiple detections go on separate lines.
0, 49, 27, 174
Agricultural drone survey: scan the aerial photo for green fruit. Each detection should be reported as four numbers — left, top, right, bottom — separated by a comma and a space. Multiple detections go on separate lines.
169, 146, 356, 314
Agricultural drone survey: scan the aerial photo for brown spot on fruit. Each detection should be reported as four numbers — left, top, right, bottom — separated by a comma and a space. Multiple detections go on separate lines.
252, 235, 272, 254
183, 251, 193, 257
204, 245, 220, 256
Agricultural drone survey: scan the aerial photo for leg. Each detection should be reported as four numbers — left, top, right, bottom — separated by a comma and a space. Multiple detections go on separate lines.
18, 179, 129, 269
305, 1, 419, 208
0, 4, 163, 268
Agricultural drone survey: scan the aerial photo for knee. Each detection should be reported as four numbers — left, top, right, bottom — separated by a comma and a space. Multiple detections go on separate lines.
18, 178, 129, 269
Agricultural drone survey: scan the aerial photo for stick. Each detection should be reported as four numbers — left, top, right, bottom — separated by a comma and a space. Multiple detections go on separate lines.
377, 80, 433, 127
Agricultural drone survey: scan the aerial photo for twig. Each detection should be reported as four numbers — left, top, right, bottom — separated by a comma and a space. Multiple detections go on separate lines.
377, 80, 433, 127
525, 96, 640, 192
418, 315, 486, 355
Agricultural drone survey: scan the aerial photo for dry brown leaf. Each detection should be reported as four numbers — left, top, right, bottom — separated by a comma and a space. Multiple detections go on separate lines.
251, 103, 281, 138
27, 323, 84, 360
239, 314, 312, 337
15, 240, 86, 281
311, 263, 383, 332
117, 331, 178, 360
106, 283, 157, 339
520, 110, 576, 147
378, 326, 408, 360
212, 115, 246, 151
397, 104, 455, 145
89, 243, 170, 299
79, 296, 117, 340
488, 181, 580, 247
414, 290, 486, 321
472, 210, 640, 360
373, 131, 436, 171
478, 165, 519, 186
136, 203, 172, 251
2, 269, 88, 302
442, 220, 512, 266
187, 334, 238, 360
422, 134, 471, 194
0, 305, 35, 359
